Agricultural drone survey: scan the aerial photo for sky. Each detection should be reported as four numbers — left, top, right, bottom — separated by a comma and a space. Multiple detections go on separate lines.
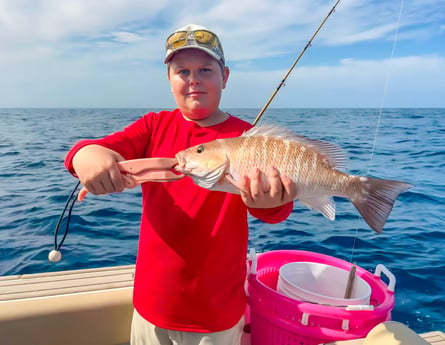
0, 0, 444, 109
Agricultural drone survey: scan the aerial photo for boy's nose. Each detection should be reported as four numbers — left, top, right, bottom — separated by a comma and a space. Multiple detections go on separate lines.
189, 71, 200, 85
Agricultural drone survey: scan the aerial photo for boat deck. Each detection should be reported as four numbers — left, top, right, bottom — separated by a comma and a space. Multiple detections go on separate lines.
326, 330, 445, 344
0, 264, 135, 300
0, 265, 135, 345
0, 265, 443, 345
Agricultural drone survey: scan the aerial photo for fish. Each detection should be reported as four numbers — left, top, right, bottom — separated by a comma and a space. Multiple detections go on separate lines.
175, 125, 414, 233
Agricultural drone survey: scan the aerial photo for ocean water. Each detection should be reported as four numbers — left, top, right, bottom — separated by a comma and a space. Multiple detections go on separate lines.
0, 108, 444, 334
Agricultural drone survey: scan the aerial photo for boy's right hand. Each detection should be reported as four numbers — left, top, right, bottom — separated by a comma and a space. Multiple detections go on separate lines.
72, 145, 126, 196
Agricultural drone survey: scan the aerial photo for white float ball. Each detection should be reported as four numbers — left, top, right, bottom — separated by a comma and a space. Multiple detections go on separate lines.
48, 250, 62, 262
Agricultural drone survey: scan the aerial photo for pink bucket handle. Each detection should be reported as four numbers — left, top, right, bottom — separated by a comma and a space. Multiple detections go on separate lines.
248, 248, 258, 275
374, 264, 396, 292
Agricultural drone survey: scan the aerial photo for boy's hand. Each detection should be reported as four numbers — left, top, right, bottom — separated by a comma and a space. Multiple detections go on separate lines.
72, 145, 126, 196
239, 166, 297, 208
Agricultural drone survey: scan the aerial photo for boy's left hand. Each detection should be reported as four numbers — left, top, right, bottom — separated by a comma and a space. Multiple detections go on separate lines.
240, 166, 297, 208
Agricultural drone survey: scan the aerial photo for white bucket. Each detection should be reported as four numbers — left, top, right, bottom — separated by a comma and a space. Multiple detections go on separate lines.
277, 262, 371, 306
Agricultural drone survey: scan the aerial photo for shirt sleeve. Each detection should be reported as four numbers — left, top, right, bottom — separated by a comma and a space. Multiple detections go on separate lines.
247, 201, 293, 224
64, 139, 106, 176
64, 114, 151, 176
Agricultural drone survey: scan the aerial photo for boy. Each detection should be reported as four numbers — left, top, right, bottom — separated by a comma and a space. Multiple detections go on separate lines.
65, 24, 296, 345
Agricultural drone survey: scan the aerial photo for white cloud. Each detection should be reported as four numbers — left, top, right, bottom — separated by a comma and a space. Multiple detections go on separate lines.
0, 0, 444, 107
111, 31, 145, 43
0, 0, 166, 41
225, 55, 445, 108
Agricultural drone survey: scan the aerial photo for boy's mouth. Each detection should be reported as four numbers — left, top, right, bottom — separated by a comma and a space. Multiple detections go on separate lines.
187, 91, 206, 96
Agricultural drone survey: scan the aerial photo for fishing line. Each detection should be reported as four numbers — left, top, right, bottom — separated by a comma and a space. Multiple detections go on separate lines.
252, 0, 342, 126
366, 0, 405, 176
48, 180, 81, 262
349, 0, 405, 262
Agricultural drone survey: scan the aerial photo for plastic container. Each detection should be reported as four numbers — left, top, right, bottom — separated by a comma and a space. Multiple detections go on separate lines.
247, 250, 396, 345
277, 261, 371, 306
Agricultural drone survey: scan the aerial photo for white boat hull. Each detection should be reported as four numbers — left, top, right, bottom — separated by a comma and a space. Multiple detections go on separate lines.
0, 265, 134, 345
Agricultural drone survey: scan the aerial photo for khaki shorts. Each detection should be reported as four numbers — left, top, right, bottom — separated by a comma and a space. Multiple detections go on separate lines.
130, 309, 244, 345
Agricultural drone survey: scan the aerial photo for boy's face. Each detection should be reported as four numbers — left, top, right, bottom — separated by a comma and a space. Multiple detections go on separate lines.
168, 49, 229, 121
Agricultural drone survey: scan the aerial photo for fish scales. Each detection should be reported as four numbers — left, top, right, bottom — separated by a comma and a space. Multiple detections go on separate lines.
208, 133, 352, 199
231, 135, 345, 196
175, 125, 413, 233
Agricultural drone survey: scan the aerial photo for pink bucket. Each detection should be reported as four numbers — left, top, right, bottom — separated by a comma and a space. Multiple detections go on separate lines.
246, 250, 395, 345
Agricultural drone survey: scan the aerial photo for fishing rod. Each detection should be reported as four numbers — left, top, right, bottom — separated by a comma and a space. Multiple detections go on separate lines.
252, 0, 342, 126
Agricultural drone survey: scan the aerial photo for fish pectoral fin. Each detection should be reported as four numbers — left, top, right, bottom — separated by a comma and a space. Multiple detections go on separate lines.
206, 174, 241, 194
224, 174, 248, 193
197, 178, 220, 189
299, 196, 336, 220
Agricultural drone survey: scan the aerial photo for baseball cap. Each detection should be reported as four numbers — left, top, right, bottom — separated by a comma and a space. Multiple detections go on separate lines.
164, 24, 225, 65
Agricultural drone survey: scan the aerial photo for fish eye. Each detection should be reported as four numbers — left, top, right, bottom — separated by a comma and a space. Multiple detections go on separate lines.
196, 145, 205, 154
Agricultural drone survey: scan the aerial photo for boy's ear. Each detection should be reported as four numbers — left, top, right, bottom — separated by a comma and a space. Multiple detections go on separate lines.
222, 66, 230, 89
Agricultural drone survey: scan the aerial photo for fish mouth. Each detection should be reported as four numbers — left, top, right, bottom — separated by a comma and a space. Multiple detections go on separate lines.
174, 165, 187, 174
174, 153, 190, 174
174, 153, 208, 176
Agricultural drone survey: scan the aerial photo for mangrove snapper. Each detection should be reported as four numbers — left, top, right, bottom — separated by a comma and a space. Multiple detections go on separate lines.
175, 125, 413, 233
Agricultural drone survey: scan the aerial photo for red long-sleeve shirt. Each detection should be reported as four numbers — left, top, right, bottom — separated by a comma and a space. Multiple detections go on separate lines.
65, 109, 292, 332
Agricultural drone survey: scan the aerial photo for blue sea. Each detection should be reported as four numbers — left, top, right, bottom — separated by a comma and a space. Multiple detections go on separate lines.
0, 108, 444, 334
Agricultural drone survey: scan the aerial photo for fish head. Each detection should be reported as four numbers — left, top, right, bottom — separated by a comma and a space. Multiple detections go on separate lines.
175, 140, 229, 190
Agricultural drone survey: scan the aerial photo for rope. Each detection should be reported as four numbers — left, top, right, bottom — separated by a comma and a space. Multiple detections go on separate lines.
49, 180, 81, 261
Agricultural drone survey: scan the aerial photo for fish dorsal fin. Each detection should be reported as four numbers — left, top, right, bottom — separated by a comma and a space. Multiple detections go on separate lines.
243, 125, 348, 169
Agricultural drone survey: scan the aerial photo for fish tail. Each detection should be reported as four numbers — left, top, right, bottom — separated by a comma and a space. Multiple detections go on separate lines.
350, 177, 413, 233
